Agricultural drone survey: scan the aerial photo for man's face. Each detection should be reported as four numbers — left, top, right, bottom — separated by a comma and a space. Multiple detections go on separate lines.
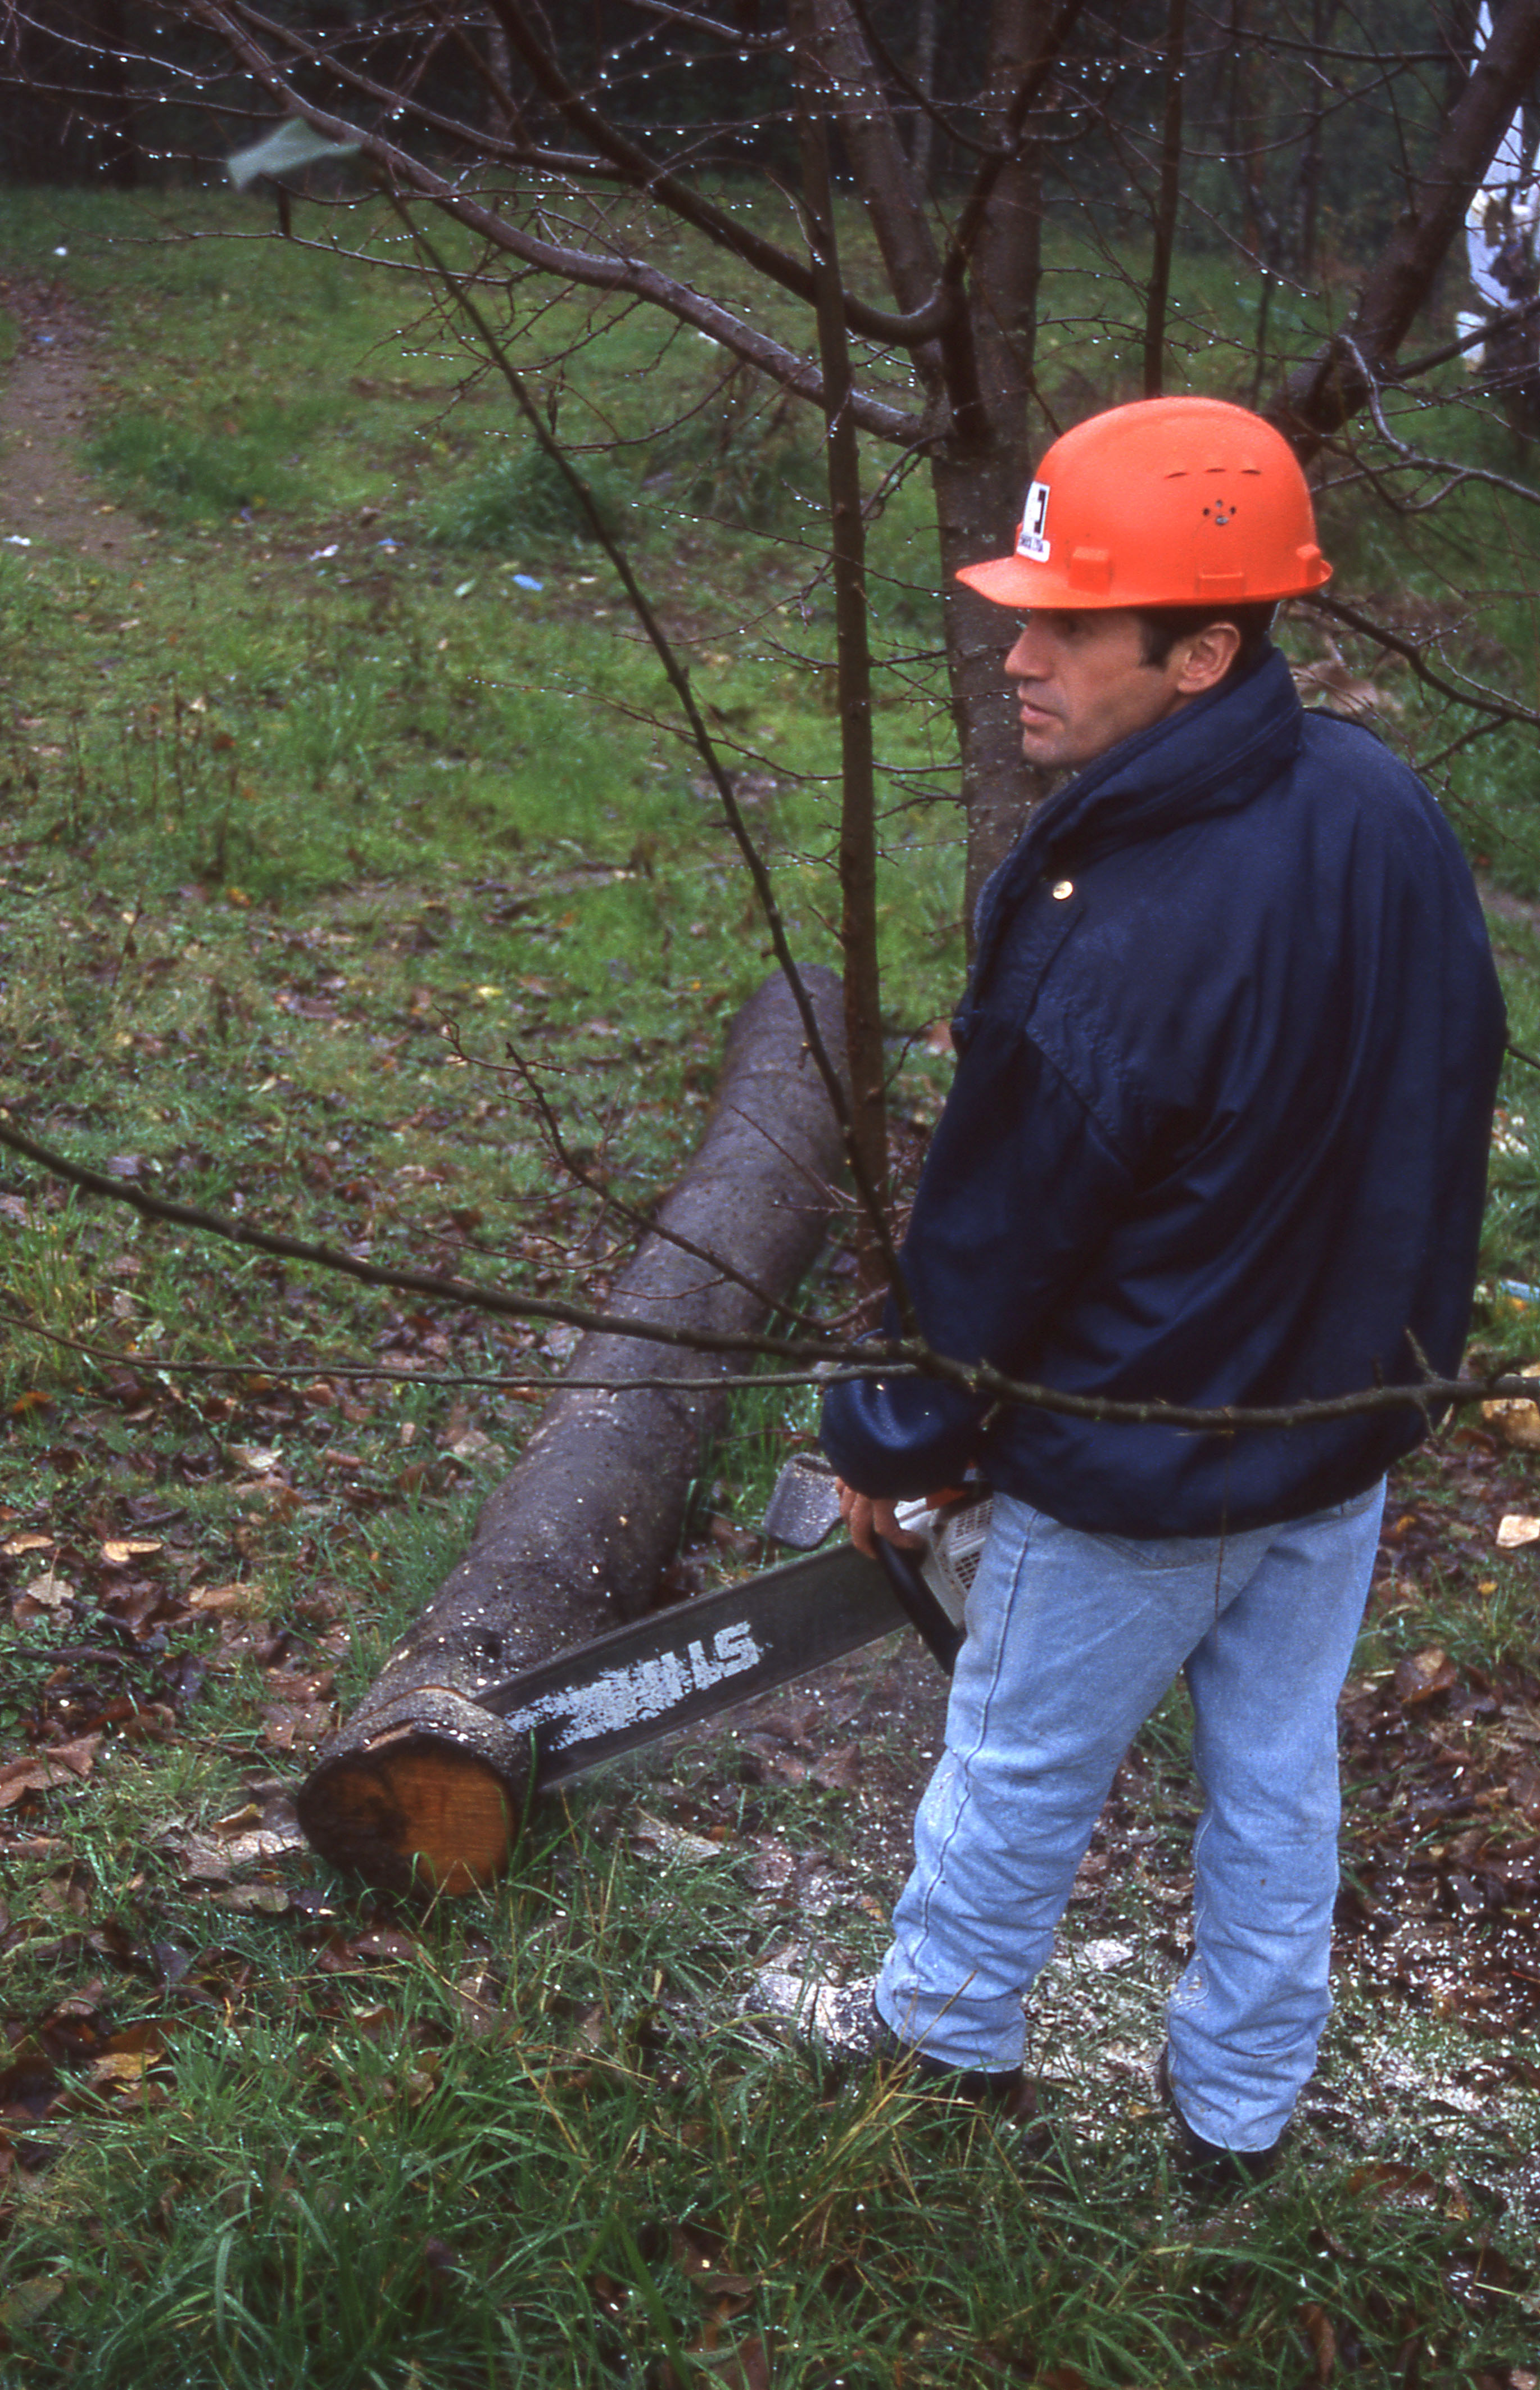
1004, 607, 1202, 773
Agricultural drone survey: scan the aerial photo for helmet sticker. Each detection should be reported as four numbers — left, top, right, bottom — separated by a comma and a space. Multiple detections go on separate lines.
1016, 479, 1051, 562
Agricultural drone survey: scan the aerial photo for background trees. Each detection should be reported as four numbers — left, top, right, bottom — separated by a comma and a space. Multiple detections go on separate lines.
9, 6, 1538, 832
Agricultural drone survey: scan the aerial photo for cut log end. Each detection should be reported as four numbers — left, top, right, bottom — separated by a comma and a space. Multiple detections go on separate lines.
296, 1731, 524, 1895
298, 968, 848, 1893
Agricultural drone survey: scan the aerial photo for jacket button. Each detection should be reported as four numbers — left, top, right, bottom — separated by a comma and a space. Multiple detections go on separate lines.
1051, 879, 1074, 900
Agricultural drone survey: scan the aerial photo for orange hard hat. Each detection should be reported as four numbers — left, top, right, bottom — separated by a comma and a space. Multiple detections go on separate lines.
956, 396, 1331, 610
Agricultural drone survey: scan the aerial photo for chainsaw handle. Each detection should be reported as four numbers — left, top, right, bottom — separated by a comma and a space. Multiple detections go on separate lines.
873, 1538, 963, 1676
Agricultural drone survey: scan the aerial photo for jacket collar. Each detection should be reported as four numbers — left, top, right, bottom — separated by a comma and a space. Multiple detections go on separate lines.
971, 644, 1304, 976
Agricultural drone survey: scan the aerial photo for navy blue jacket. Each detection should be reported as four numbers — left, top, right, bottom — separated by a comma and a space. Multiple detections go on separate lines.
821, 646, 1506, 1537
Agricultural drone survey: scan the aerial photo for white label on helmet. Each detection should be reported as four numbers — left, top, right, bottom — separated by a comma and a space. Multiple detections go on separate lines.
1016, 479, 1051, 562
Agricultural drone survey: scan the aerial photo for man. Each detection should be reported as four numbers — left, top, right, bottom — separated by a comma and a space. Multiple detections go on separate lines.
817, 396, 1506, 2180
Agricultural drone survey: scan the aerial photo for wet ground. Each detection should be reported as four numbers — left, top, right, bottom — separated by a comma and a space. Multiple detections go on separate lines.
631, 1429, 1540, 2222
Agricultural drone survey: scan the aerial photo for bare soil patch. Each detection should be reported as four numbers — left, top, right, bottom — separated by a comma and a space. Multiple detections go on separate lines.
0, 278, 155, 568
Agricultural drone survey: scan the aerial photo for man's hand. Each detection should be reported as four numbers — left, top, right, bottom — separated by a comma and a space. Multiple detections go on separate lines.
836, 1480, 928, 1560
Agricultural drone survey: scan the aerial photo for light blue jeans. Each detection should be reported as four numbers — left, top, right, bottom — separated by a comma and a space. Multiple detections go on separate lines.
875, 1483, 1385, 2152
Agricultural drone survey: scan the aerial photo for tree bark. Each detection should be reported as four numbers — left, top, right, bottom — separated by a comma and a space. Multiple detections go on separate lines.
297, 968, 848, 1893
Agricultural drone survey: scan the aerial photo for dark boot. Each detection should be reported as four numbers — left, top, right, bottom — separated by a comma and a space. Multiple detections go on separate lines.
1156, 2045, 1281, 2190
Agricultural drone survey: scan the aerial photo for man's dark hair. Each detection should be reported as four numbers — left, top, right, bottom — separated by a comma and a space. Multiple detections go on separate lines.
1135, 601, 1278, 674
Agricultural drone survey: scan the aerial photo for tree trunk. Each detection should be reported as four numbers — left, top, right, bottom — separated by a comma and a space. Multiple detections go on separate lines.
1291, 0, 1338, 277
939, 0, 1058, 930
794, 4, 888, 1249
297, 968, 848, 1893
910, 0, 937, 185
1143, 0, 1188, 396
934, 472, 1041, 930
484, 9, 516, 137
809, 0, 1054, 935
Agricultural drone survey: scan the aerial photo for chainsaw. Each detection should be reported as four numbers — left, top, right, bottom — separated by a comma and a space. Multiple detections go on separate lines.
469, 1461, 993, 1794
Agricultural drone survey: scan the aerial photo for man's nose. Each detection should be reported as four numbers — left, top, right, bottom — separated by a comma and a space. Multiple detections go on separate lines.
1005, 628, 1044, 679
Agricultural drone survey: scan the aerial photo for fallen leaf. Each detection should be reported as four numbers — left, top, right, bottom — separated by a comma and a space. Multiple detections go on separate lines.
253, 1481, 306, 1522
1299, 2302, 1337, 2384
630, 1811, 728, 1866
316, 1926, 419, 1971
175, 1837, 239, 1882
212, 1884, 293, 1913
1344, 2158, 1438, 2207
445, 1429, 509, 1468
0, 1736, 103, 1808
0, 2276, 68, 2330
187, 1579, 266, 1617
0, 1532, 53, 1556
87, 2050, 150, 2088
20, 1568, 74, 1609
351, 1926, 420, 1961
260, 1704, 333, 1751
228, 1443, 282, 1475
219, 1825, 307, 1867
1481, 1364, 1540, 1450
101, 1537, 164, 1564
1496, 1513, 1540, 1548
1393, 1647, 1459, 1704
210, 1803, 260, 1834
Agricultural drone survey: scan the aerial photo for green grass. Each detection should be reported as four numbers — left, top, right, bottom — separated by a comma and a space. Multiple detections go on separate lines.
3, 1775, 1536, 2388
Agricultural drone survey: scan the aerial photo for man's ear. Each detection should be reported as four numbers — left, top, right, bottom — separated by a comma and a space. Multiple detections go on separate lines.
1172, 621, 1242, 694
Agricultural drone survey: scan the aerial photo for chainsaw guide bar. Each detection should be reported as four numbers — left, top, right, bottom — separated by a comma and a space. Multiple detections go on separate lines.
474, 1541, 929, 1791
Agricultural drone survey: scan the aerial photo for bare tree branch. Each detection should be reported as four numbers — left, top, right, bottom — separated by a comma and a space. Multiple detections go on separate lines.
173, 0, 926, 441
3, 1110, 1534, 1436
1279, 0, 1540, 441
482, 0, 961, 346
1303, 590, 1540, 734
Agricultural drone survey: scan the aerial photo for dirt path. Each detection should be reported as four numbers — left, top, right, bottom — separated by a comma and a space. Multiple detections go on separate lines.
0, 277, 155, 569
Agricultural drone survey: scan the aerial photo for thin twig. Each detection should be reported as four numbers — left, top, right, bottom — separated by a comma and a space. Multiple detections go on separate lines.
387, 193, 913, 1312
0, 1295, 878, 1398
473, 1026, 835, 1336
1303, 591, 1540, 732
0, 1106, 825, 1368
4, 1108, 1539, 1434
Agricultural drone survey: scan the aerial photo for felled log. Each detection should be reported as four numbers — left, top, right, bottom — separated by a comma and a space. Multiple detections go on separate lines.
297, 967, 847, 1892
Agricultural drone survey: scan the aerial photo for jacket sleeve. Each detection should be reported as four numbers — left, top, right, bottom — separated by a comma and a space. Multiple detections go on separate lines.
819, 1011, 1134, 1497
